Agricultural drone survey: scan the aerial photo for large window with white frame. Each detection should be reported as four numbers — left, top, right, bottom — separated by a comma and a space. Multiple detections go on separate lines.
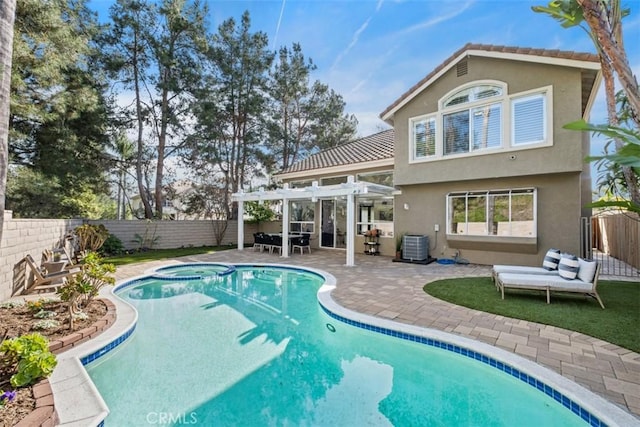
512, 92, 547, 145
357, 198, 394, 237
290, 200, 315, 234
409, 81, 551, 161
447, 188, 536, 237
410, 115, 436, 160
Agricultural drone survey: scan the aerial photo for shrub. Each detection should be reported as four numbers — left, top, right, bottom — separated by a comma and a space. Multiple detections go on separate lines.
74, 224, 110, 256
25, 299, 55, 313
0, 333, 57, 387
57, 251, 115, 330
32, 320, 60, 330
33, 310, 57, 319
100, 234, 125, 256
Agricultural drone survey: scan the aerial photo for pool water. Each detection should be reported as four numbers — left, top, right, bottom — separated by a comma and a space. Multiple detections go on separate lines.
87, 265, 587, 426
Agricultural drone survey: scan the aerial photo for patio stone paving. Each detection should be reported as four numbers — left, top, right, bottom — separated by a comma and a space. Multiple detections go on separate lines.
113, 248, 640, 420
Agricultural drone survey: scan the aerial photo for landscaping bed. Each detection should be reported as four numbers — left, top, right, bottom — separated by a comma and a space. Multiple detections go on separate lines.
0, 298, 107, 426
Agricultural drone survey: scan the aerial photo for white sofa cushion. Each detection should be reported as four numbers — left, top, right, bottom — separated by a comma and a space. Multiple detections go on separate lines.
498, 273, 592, 291
577, 258, 598, 283
493, 265, 558, 276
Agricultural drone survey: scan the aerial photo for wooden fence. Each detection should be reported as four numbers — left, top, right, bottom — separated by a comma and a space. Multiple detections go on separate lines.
591, 211, 640, 273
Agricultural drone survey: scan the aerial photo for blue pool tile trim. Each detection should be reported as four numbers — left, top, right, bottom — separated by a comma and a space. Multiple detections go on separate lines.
319, 303, 607, 427
80, 323, 136, 366
152, 263, 237, 281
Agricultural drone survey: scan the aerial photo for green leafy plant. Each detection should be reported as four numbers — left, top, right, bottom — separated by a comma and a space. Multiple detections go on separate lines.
0, 301, 25, 309
74, 224, 110, 259
25, 299, 55, 313
564, 119, 640, 214
132, 220, 160, 251
33, 310, 56, 319
245, 201, 276, 232
0, 333, 57, 387
33, 320, 60, 330
99, 234, 125, 256
395, 232, 406, 252
57, 251, 115, 330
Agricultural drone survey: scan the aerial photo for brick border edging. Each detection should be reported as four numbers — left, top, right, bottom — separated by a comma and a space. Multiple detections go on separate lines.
14, 298, 117, 427
49, 298, 117, 355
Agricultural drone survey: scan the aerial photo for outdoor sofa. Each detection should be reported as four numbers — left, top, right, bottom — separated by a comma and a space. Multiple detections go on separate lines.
494, 252, 604, 309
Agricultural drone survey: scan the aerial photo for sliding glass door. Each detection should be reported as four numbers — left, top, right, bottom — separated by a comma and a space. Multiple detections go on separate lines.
320, 198, 347, 249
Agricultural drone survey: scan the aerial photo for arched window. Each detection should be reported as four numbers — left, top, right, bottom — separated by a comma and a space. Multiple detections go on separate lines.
408, 81, 551, 162
441, 83, 505, 155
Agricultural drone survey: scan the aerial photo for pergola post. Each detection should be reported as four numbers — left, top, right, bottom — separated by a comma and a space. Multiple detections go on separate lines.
237, 199, 244, 251
346, 191, 355, 266
282, 196, 290, 257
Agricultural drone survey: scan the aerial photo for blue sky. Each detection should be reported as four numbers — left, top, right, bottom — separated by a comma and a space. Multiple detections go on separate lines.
89, 0, 640, 152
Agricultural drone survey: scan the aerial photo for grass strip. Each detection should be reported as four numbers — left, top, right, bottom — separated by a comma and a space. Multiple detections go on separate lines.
105, 245, 235, 266
424, 277, 640, 353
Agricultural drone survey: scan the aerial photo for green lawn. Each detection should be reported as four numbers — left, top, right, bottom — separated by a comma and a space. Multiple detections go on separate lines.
424, 277, 640, 353
104, 245, 235, 266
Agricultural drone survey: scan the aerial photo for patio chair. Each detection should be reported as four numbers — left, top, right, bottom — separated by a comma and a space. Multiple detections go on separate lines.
291, 235, 311, 254
252, 233, 263, 251
254, 233, 272, 253
22, 254, 81, 295
269, 235, 283, 255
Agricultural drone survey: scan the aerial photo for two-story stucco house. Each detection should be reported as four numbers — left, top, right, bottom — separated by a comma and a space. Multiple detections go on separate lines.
234, 43, 601, 266
380, 43, 601, 265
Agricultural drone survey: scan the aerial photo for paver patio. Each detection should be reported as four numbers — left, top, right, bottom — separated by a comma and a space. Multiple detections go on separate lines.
113, 248, 640, 420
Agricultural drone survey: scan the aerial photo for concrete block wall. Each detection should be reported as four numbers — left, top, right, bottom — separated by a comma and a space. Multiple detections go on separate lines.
0, 216, 274, 301
89, 220, 258, 250
0, 214, 82, 301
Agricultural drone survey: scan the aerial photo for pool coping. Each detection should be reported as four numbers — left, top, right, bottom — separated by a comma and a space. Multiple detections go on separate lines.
50, 261, 640, 427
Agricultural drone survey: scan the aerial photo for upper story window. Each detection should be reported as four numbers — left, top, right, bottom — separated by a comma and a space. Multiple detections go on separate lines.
512, 93, 546, 145
410, 116, 436, 160
409, 81, 552, 162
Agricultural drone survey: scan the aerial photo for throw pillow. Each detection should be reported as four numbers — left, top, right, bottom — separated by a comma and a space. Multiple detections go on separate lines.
542, 248, 561, 270
577, 258, 598, 283
558, 253, 579, 280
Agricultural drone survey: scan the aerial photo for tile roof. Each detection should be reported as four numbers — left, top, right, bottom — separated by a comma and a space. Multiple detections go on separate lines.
380, 43, 601, 120
278, 129, 394, 175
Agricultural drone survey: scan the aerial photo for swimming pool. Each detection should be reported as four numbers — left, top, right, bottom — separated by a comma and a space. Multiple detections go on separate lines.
86, 263, 619, 426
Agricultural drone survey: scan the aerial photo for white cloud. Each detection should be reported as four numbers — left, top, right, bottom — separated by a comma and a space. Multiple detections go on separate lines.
397, 0, 474, 36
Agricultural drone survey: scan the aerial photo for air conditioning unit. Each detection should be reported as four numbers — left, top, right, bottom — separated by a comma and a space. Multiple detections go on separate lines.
403, 235, 429, 261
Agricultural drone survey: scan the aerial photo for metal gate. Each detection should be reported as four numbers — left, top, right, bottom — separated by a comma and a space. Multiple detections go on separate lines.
582, 216, 640, 278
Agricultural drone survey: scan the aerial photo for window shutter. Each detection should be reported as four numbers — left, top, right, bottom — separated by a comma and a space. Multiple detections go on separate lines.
513, 95, 545, 144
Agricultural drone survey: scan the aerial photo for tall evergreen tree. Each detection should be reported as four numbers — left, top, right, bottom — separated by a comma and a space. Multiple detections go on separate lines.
105, 0, 208, 218
7, 0, 111, 218
105, 0, 157, 219
186, 11, 273, 219
266, 44, 357, 173
0, 0, 16, 238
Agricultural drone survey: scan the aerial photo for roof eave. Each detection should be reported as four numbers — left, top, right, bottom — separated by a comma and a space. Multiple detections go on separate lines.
274, 158, 394, 182
584, 70, 603, 120
380, 49, 601, 122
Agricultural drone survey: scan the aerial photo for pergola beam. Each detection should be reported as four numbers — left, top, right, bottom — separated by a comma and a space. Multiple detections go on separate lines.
231, 177, 396, 266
